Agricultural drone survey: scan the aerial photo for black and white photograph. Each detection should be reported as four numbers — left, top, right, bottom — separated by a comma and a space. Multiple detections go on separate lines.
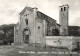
0, 0, 80, 56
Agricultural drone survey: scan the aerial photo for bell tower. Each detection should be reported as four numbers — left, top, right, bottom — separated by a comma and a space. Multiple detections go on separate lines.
59, 4, 69, 36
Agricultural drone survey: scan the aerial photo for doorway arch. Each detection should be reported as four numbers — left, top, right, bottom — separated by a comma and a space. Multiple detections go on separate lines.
23, 27, 30, 44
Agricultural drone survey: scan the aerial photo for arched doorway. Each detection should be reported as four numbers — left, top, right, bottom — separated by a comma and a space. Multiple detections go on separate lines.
23, 27, 30, 44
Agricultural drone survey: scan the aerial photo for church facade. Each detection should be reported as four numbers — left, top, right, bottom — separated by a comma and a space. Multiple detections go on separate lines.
14, 7, 59, 46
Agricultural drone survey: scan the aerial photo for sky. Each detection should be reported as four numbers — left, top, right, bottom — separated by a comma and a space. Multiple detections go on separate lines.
0, 0, 80, 26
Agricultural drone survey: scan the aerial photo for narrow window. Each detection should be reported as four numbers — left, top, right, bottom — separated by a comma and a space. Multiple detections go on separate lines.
38, 26, 40, 29
61, 8, 62, 11
25, 19, 28, 25
16, 30, 18, 35
38, 26, 40, 34
64, 7, 66, 11
26, 14, 27, 16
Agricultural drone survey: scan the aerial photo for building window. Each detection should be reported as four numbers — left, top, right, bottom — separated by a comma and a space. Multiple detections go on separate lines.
16, 30, 18, 35
25, 19, 28, 25
38, 26, 40, 29
26, 14, 27, 16
38, 26, 40, 34
61, 8, 63, 11
64, 7, 66, 11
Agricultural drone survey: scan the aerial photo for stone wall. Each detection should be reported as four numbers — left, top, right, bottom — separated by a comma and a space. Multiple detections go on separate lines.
46, 36, 80, 50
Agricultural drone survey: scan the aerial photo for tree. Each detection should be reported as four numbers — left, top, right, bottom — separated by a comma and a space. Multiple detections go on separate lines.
0, 24, 15, 44
68, 26, 80, 36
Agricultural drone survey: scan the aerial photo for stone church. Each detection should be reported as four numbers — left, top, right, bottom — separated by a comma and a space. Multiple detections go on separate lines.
14, 6, 60, 46
14, 4, 69, 47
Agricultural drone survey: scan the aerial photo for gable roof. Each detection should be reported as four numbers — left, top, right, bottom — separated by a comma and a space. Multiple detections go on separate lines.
20, 6, 57, 25
37, 11, 56, 25
20, 7, 33, 15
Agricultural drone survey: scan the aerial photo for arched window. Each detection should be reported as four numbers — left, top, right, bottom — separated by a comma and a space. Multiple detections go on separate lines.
38, 26, 40, 34
64, 7, 66, 11
38, 26, 40, 29
25, 19, 28, 25
61, 8, 63, 11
